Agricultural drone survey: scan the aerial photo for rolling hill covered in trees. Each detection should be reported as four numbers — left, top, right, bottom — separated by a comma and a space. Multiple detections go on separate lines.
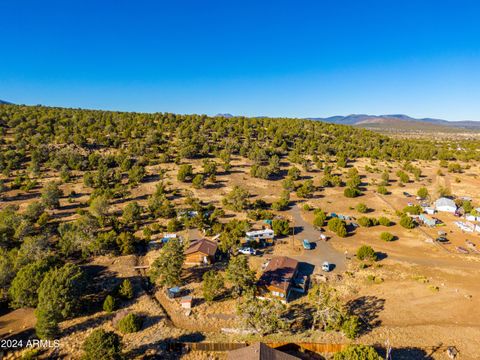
1, 104, 479, 176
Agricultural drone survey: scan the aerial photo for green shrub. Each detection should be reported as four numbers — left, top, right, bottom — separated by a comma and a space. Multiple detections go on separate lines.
344, 187, 361, 198
357, 217, 378, 227
313, 212, 326, 227
118, 279, 134, 300
380, 232, 394, 242
302, 203, 312, 211
272, 219, 290, 236
117, 313, 143, 334
377, 185, 389, 195
403, 205, 422, 215
355, 203, 368, 213
341, 315, 361, 339
328, 218, 347, 237
356, 245, 377, 261
103, 295, 116, 313
82, 328, 123, 360
167, 218, 182, 232
400, 215, 416, 229
192, 174, 205, 189
334, 345, 381, 360
417, 187, 429, 199
378, 216, 392, 226
202, 270, 224, 302
20, 349, 41, 360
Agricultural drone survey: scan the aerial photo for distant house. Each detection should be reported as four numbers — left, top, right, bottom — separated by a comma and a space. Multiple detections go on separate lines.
227, 342, 300, 360
434, 197, 457, 213
257, 256, 299, 303
184, 239, 218, 265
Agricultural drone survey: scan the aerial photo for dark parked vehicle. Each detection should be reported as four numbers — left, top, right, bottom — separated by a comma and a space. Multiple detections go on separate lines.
436, 237, 449, 243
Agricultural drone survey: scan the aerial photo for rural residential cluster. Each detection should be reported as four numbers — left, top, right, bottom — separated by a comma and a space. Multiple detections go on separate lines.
0, 104, 479, 359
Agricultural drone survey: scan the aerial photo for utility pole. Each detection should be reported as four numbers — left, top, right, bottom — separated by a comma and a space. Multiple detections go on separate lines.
385, 339, 392, 360
292, 218, 295, 250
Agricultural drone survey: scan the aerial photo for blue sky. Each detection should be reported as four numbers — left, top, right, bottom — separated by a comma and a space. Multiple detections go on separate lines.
1, 0, 480, 120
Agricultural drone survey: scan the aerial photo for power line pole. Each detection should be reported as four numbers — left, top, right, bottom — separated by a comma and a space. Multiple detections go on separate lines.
292, 217, 295, 249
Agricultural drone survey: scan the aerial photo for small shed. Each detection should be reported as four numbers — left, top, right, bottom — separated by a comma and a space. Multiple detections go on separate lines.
424, 207, 436, 215
167, 287, 181, 299
180, 296, 192, 309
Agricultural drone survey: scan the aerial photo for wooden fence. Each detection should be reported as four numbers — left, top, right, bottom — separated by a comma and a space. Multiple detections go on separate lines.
167, 341, 346, 353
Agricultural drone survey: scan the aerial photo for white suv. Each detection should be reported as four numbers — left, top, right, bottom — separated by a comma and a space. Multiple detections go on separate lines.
322, 261, 331, 272
238, 247, 256, 255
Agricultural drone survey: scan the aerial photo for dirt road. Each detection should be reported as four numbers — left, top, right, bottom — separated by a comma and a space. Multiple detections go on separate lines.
286, 204, 346, 273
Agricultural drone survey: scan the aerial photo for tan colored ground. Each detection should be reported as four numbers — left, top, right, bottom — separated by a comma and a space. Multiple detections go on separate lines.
1, 157, 480, 359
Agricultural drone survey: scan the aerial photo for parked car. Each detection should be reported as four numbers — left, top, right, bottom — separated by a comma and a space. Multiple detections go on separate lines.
322, 261, 331, 272
436, 237, 449, 243
403, 192, 411, 197
238, 247, 256, 255
320, 234, 328, 241
303, 239, 312, 250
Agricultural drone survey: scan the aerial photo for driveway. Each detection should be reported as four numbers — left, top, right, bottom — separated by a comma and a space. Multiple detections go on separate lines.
288, 204, 346, 273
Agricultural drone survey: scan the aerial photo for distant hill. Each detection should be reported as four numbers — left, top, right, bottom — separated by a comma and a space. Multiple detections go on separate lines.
215, 113, 234, 118
0, 99, 12, 105
309, 114, 480, 130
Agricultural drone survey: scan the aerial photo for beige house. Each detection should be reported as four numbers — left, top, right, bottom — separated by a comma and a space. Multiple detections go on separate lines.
184, 239, 218, 265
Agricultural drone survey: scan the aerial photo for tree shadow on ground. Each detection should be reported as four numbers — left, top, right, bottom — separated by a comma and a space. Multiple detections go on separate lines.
375, 251, 388, 261
139, 314, 164, 331
142, 174, 161, 184
59, 202, 86, 211
345, 295, 385, 335
182, 265, 214, 284
205, 182, 226, 189
276, 343, 326, 360
125, 332, 206, 359
292, 225, 304, 235
61, 312, 114, 336
2, 192, 39, 202
377, 346, 434, 360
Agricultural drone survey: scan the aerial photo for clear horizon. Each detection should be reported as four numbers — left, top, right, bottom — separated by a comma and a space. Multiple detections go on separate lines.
2, 1, 480, 121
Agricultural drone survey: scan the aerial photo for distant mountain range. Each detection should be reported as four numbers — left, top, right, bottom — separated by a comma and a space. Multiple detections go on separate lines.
0, 99, 12, 105
214, 113, 234, 118
308, 114, 480, 130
